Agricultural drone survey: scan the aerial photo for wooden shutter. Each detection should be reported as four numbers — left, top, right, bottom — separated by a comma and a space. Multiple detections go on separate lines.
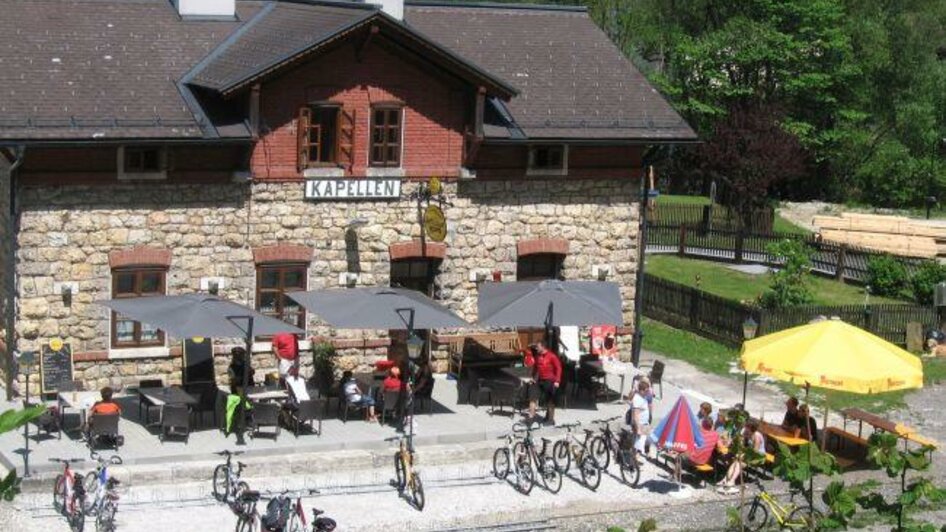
296, 107, 311, 173
336, 108, 356, 170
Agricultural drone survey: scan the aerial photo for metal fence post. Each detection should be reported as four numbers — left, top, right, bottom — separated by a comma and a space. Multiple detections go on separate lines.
835, 244, 847, 281
678, 225, 687, 256
734, 231, 745, 263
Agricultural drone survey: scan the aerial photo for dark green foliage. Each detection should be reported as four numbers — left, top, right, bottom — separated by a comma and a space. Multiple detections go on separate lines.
909, 260, 946, 305
866, 255, 909, 297
863, 432, 946, 531
0, 405, 47, 501
311, 342, 337, 391
760, 239, 814, 308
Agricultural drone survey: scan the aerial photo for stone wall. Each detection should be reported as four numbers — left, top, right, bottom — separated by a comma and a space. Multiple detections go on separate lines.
0, 158, 11, 391
13, 178, 638, 393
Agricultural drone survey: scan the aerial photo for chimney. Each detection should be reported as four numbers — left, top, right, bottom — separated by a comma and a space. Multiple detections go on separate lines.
371, 0, 403, 21
173, 0, 236, 19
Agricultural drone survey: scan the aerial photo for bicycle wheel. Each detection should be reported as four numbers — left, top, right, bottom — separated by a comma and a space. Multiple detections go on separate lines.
394, 453, 406, 491
287, 511, 304, 532
515, 453, 534, 495
95, 501, 116, 532
235, 514, 256, 532
54, 474, 67, 514
212, 464, 230, 502
68, 491, 86, 532
540, 456, 562, 494
410, 473, 425, 511
618, 450, 640, 487
82, 474, 99, 515
551, 440, 571, 473
739, 498, 770, 532
579, 456, 601, 491
589, 435, 610, 470
492, 448, 510, 479
785, 506, 823, 530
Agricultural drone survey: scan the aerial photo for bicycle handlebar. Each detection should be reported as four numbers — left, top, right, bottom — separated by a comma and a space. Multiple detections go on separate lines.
216, 450, 245, 457
591, 416, 621, 424
556, 422, 581, 430
49, 458, 84, 464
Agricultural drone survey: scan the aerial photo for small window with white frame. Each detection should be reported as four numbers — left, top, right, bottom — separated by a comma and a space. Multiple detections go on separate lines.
527, 145, 568, 176
118, 146, 168, 180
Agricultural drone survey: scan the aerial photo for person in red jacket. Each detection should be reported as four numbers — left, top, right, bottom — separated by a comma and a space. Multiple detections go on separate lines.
271, 332, 300, 386
528, 342, 563, 425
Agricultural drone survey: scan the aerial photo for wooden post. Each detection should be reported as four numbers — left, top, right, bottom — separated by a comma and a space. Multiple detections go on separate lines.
678, 225, 687, 256
835, 244, 847, 281
734, 231, 745, 264
689, 286, 700, 330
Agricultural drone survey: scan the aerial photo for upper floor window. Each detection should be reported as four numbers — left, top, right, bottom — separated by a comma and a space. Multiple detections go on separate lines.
527, 145, 568, 176
256, 264, 307, 329
297, 104, 355, 171
118, 146, 168, 180
370, 106, 402, 167
112, 268, 166, 348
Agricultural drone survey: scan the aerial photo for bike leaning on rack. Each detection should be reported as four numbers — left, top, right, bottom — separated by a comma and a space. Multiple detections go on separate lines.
512, 421, 562, 494
588, 416, 640, 487
387, 434, 425, 511
81, 452, 122, 532
492, 423, 533, 494
740, 479, 823, 531
52, 457, 86, 532
214, 450, 250, 512
551, 421, 601, 490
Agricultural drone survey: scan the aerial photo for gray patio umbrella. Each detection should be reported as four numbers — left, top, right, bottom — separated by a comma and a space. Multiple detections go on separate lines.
97, 294, 304, 338
286, 287, 467, 330
477, 280, 623, 328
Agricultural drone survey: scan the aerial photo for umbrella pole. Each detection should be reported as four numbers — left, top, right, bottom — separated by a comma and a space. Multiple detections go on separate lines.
236, 316, 254, 446
805, 382, 813, 525
742, 371, 748, 406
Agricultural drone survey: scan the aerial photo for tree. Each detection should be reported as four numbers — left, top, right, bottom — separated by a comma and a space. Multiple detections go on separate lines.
760, 239, 814, 308
697, 104, 807, 228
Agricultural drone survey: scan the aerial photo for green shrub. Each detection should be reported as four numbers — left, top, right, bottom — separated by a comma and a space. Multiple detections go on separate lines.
865, 255, 908, 297
760, 239, 814, 308
311, 342, 337, 390
909, 260, 946, 305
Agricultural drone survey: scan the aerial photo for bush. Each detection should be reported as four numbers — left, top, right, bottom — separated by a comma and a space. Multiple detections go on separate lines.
865, 255, 908, 297
910, 260, 946, 305
311, 342, 336, 390
760, 239, 814, 309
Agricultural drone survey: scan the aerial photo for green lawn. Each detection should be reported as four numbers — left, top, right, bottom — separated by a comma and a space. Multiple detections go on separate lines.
641, 318, 946, 413
645, 255, 905, 305
771, 214, 811, 235
654, 194, 811, 235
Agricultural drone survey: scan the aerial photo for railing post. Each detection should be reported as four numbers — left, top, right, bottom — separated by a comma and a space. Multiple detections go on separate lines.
678, 225, 687, 256
689, 286, 700, 330
734, 230, 745, 263
835, 244, 847, 281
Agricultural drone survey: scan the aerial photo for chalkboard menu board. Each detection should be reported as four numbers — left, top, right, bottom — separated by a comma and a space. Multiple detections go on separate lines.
40, 342, 74, 394
183, 337, 215, 385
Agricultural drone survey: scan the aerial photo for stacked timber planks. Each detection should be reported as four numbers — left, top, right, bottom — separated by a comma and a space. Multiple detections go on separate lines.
813, 213, 946, 259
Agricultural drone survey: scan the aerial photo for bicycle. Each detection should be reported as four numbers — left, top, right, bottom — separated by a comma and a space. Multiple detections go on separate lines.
551, 421, 601, 490
233, 489, 262, 532
387, 434, 425, 511
304, 490, 337, 532
92, 475, 120, 532
51, 457, 86, 532
739, 479, 823, 531
213, 450, 249, 512
80, 453, 122, 519
589, 416, 640, 486
512, 422, 562, 494
492, 424, 533, 494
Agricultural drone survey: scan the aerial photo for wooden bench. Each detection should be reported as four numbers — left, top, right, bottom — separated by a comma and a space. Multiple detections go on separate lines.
825, 426, 869, 450
657, 450, 719, 484
442, 333, 522, 378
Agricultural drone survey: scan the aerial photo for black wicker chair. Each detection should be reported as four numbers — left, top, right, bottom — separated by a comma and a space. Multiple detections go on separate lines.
159, 404, 190, 444
249, 402, 281, 440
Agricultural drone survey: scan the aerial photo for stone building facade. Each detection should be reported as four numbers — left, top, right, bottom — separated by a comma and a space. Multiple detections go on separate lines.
1, 0, 695, 395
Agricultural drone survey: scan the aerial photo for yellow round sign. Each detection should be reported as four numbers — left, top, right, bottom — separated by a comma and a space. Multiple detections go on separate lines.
424, 205, 447, 242
428, 177, 442, 196
191, 337, 205, 344
49, 338, 64, 352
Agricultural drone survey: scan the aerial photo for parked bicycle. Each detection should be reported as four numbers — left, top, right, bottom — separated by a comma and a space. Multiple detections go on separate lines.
80, 453, 122, 520
305, 490, 337, 532
512, 421, 562, 494
740, 479, 822, 531
213, 450, 249, 512
551, 421, 601, 490
386, 434, 425, 511
51, 457, 86, 532
233, 489, 334, 532
492, 424, 532, 494
589, 416, 640, 486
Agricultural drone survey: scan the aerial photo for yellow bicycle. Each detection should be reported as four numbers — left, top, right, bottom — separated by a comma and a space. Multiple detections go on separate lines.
740, 480, 822, 530
388, 435, 425, 511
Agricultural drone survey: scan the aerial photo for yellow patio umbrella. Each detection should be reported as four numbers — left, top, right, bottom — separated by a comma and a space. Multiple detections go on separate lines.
740, 318, 924, 516
740, 319, 924, 395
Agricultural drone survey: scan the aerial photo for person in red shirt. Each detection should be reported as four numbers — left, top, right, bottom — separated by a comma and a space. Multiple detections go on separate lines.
271, 332, 300, 385
528, 342, 563, 425
382, 366, 403, 392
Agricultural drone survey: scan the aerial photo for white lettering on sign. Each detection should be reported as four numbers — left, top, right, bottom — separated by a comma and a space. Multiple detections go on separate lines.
304, 178, 401, 200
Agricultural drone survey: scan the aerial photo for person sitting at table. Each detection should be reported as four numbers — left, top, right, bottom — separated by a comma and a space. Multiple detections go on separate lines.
798, 403, 818, 442
413, 361, 434, 398
528, 342, 563, 426
687, 425, 722, 466
227, 347, 255, 395
84, 386, 121, 436
382, 366, 404, 392
342, 370, 377, 422
716, 420, 766, 494
781, 396, 803, 436
698, 402, 717, 431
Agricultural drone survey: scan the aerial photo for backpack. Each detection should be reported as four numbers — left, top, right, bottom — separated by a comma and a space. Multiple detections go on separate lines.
261, 497, 291, 531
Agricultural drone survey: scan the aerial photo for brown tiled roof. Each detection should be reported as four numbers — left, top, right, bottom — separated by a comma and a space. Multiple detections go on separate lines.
0, 0, 263, 141
406, 2, 696, 141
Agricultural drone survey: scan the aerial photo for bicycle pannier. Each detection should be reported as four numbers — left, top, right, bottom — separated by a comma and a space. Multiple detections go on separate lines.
261, 497, 290, 531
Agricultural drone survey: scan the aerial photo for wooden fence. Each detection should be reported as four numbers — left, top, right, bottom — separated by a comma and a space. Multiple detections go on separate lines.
648, 203, 774, 234
642, 274, 935, 347
646, 225, 927, 284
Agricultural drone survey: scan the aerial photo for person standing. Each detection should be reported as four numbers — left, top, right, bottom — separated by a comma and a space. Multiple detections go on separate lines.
528, 342, 562, 425
628, 379, 651, 463
271, 332, 300, 386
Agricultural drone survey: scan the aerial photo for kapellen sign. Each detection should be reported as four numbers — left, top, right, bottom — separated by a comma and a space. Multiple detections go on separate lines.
305, 178, 401, 200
